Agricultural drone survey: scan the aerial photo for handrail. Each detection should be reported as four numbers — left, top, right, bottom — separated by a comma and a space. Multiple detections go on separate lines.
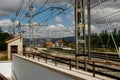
23, 51, 120, 66
0, 73, 8, 80
23, 51, 120, 77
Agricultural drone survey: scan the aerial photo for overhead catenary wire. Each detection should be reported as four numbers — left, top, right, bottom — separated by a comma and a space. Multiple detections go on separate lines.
91, 0, 120, 24
92, 10, 120, 23
91, 0, 109, 9
19, 0, 73, 25
98, 0, 119, 54
34, 0, 73, 24
16, 0, 25, 16
39, 3, 74, 24
34, 0, 48, 16
91, 0, 114, 17
18, 0, 30, 22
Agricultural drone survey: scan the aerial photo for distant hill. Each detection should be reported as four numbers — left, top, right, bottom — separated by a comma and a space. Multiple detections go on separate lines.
23, 36, 75, 46
51, 36, 75, 43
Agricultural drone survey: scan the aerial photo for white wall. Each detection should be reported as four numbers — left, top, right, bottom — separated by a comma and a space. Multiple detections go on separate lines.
12, 55, 80, 80
8, 38, 23, 60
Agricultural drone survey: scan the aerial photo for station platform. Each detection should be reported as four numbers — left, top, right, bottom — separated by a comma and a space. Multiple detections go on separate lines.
0, 61, 11, 80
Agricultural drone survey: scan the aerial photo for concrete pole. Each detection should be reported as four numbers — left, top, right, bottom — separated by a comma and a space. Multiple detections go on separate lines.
29, 0, 34, 52
18, 21, 21, 36
75, 0, 79, 69
82, 0, 86, 55
87, 0, 91, 60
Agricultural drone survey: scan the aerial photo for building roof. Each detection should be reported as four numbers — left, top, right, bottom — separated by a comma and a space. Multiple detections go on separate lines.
6, 36, 22, 43
56, 40, 63, 43
46, 41, 53, 45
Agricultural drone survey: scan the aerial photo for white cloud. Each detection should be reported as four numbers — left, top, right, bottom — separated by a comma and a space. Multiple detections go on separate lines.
72, 21, 75, 25
56, 24, 64, 28
90, 0, 120, 33
55, 16, 62, 23
0, 0, 23, 16
0, 10, 12, 17
37, 0, 72, 4
67, 15, 72, 20
23, 24, 75, 38
1, 0, 120, 37
0, 19, 12, 27
47, 25, 56, 29
0, 19, 19, 27
0, 0, 73, 17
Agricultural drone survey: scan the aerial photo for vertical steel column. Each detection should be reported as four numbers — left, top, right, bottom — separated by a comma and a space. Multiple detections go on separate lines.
29, 0, 34, 50
75, 0, 79, 69
82, 0, 86, 55
11, 19, 16, 37
75, 0, 86, 69
87, 0, 91, 60
18, 22, 21, 36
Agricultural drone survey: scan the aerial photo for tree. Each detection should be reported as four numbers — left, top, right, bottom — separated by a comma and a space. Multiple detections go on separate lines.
99, 30, 109, 48
0, 30, 10, 51
91, 33, 99, 48
0, 27, 3, 33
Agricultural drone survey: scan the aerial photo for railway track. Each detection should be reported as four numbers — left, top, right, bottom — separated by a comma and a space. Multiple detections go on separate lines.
50, 48, 120, 62
47, 48, 120, 79
90, 52, 120, 62
56, 58, 120, 79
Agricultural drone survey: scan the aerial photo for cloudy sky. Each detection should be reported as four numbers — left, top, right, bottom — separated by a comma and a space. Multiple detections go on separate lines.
0, 0, 75, 38
0, 0, 120, 38
91, 0, 120, 33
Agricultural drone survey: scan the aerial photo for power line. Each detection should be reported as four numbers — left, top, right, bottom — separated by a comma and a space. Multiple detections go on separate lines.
40, 4, 74, 24
98, 0, 118, 53
91, 0, 109, 9
34, 0, 48, 15
34, 0, 73, 24
92, 9, 120, 24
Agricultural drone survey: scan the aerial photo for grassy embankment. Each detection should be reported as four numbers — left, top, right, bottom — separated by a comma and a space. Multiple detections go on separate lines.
90, 48, 116, 53
41, 49, 51, 54
0, 51, 8, 61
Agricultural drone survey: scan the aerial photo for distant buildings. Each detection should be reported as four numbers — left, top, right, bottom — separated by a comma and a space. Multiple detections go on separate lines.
45, 41, 55, 48
55, 40, 63, 47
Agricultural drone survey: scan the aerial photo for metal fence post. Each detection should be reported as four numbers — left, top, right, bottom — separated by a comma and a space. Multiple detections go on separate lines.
45, 55, 47, 63
38, 55, 39, 61
33, 54, 34, 59
84, 58, 87, 71
69, 59, 72, 70
55, 57, 57, 66
92, 61, 95, 77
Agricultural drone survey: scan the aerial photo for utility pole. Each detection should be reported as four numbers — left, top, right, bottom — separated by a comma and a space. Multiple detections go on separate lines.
29, 0, 34, 51
8, 25, 13, 37
18, 21, 21, 36
75, 0, 79, 69
87, 0, 91, 60
82, 0, 86, 58
11, 19, 16, 37
75, 0, 86, 69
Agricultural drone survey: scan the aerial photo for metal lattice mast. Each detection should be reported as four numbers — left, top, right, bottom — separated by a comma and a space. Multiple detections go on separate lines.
75, 0, 86, 69
29, 0, 34, 49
